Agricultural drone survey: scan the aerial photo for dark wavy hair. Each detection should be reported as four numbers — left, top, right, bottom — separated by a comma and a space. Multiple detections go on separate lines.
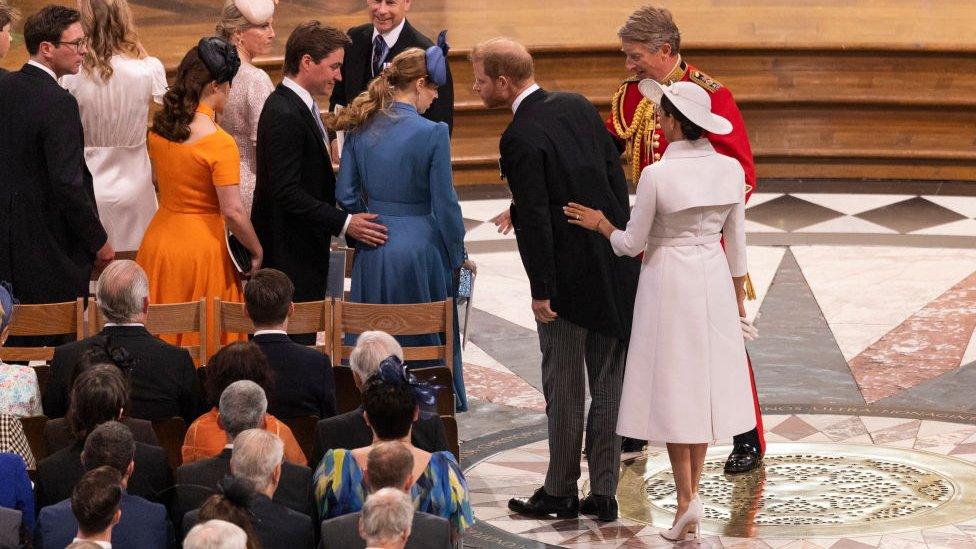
204, 342, 274, 408
68, 365, 129, 441
362, 376, 417, 440
151, 46, 213, 142
197, 477, 260, 549
660, 94, 705, 141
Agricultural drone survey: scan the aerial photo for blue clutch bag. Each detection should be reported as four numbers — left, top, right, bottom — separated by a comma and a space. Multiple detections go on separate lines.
457, 266, 474, 299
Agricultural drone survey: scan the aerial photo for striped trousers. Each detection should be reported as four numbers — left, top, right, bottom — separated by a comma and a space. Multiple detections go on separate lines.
538, 318, 626, 497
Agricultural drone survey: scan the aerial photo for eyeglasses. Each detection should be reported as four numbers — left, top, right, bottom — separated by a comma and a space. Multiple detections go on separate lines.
53, 37, 88, 51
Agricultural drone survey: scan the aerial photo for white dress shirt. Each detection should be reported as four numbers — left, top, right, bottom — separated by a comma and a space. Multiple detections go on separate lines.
512, 83, 541, 114
372, 18, 406, 51
27, 59, 58, 81
72, 539, 112, 548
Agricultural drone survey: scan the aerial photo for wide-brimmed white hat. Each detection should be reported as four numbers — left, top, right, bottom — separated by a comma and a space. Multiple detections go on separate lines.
234, 0, 275, 25
637, 79, 733, 135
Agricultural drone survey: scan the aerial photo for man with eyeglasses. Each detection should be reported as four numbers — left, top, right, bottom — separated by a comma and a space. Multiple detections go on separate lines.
0, 4, 113, 348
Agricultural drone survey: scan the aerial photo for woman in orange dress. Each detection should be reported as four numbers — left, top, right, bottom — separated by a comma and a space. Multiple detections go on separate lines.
137, 37, 262, 361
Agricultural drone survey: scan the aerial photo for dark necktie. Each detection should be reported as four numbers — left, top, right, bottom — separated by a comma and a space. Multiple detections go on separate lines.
372, 35, 388, 77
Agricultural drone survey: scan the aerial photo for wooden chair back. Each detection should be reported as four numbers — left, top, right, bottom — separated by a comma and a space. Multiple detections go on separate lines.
151, 417, 187, 470
19, 415, 49, 465
441, 415, 460, 462
90, 299, 207, 363
410, 366, 456, 417
213, 299, 333, 355
333, 365, 361, 414
279, 415, 319, 464
332, 300, 454, 364
0, 299, 85, 362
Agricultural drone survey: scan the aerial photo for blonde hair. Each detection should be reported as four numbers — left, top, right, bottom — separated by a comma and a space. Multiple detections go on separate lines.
79, 0, 143, 81
469, 37, 533, 84
618, 5, 681, 53
215, 0, 250, 42
330, 48, 430, 132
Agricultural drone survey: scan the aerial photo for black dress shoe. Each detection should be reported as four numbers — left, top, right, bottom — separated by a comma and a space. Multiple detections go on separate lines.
724, 442, 763, 474
580, 493, 618, 522
621, 437, 647, 453
508, 487, 579, 519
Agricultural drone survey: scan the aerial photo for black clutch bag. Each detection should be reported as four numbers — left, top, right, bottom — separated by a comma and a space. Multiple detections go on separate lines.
225, 230, 251, 274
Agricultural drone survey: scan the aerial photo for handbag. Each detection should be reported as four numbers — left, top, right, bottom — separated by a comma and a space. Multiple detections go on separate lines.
225, 230, 251, 275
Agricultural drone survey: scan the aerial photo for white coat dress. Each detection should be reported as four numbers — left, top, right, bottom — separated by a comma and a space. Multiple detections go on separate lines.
612, 138, 756, 444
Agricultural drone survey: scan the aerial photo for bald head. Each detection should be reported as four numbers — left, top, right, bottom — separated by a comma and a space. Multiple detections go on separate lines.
366, 441, 414, 492
96, 260, 149, 324
470, 37, 533, 84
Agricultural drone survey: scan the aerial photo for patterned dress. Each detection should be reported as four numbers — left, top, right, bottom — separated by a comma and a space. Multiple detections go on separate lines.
0, 362, 42, 417
218, 61, 274, 215
314, 448, 474, 533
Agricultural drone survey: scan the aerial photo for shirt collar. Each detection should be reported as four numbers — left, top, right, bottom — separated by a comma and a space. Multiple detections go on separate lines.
27, 59, 58, 82
72, 539, 111, 549
661, 138, 715, 160
660, 55, 687, 84
104, 322, 145, 327
372, 18, 407, 49
282, 76, 315, 111
512, 83, 540, 114
253, 329, 288, 336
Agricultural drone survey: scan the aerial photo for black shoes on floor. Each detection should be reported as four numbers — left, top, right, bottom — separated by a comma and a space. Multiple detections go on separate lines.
508, 488, 619, 522
724, 442, 763, 474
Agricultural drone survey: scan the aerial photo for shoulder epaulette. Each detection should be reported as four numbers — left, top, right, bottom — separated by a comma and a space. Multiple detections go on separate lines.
623, 75, 640, 84
689, 69, 723, 93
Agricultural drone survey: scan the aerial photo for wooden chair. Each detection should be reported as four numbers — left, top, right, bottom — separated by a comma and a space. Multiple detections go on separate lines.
0, 299, 86, 362
333, 365, 361, 414
441, 415, 460, 462
332, 300, 455, 365
212, 299, 334, 356
151, 417, 187, 470
18, 415, 49, 465
280, 415, 319, 464
410, 366, 456, 418
90, 299, 208, 364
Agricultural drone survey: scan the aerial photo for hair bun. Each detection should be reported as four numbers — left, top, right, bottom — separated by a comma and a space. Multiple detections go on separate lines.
217, 477, 255, 508
197, 36, 241, 84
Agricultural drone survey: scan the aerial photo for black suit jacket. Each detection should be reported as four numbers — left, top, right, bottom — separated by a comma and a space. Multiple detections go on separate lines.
184, 492, 314, 549
499, 89, 640, 339
252, 84, 347, 302
330, 20, 454, 132
319, 510, 451, 549
33, 440, 172, 512
44, 326, 202, 422
312, 407, 448, 465
172, 448, 315, 528
0, 64, 106, 305
43, 416, 158, 453
254, 333, 336, 419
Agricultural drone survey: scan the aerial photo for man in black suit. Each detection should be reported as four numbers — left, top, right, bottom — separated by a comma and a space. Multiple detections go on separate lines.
245, 268, 335, 419
182, 430, 314, 549
0, 3, 19, 80
329, 0, 454, 134
0, 5, 113, 339
252, 20, 387, 345
45, 260, 201, 422
312, 331, 447, 464
173, 381, 314, 528
319, 441, 451, 549
471, 38, 639, 522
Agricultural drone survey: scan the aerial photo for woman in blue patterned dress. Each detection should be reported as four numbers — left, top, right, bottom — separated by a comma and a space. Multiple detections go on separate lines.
314, 360, 473, 539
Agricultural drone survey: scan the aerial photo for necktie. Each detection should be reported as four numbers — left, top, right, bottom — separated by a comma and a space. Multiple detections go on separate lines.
372, 35, 388, 77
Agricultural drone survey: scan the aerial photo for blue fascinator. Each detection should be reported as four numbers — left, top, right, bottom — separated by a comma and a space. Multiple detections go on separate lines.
0, 281, 18, 333
425, 30, 450, 87
377, 355, 443, 410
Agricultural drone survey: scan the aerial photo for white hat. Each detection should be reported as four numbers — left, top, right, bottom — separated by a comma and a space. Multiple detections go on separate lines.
637, 79, 733, 135
234, 0, 275, 25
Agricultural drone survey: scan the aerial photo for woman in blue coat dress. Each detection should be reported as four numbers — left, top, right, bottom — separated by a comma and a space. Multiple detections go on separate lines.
333, 38, 471, 410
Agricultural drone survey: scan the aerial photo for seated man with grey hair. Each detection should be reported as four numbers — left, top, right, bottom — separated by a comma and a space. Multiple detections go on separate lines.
46, 259, 201, 422
313, 331, 448, 464
359, 488, 414, 549
183, 430, 314, 549
183, 519, 248, 549
174, 381, 314, 529
319, 441, 451, 549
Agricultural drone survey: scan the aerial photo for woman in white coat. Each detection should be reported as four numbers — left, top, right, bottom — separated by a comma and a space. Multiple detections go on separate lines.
564, 80, 756, 541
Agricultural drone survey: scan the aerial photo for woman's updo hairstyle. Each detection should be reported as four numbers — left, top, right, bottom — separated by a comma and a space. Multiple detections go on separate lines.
330, 47, 430, 132
362, 375, 417, 441
660, 94, 705, 141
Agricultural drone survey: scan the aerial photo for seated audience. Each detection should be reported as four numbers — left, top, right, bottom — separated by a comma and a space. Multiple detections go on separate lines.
314, 332, 447, 463
34, 368, 171, 509
0, 451, 34, 538
0, 414, 36, 469
44, 356, 159, 453
314, 363, 473, 536
320, 442, 451, 549
183, 430, 313, 549
174, 381, 314, 527
182, 342, 306, 465
359, 489, 415, 549
68, 466, 122, 547
185, 479, 261, 549
36, 422, 172, 548
45, 260, 201, 422
184, 519, 248, 549
246, 268, 336, 419
0, 282, 42, 417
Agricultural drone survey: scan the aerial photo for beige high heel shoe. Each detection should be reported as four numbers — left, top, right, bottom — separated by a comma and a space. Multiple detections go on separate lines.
660, 496, 702, 541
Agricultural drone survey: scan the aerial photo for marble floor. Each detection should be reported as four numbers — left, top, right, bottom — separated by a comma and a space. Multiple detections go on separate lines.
452, 185, 976, 548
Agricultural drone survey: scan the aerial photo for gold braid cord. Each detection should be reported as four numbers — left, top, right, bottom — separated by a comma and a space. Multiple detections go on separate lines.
611, 84, 657, 183
744, 273, 757, 301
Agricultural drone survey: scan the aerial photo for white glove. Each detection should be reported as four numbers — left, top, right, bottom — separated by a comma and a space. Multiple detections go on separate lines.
740, 317, 759, 341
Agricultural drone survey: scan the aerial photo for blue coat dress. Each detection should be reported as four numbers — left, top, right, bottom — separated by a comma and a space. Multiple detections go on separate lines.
336, 102, 467, 409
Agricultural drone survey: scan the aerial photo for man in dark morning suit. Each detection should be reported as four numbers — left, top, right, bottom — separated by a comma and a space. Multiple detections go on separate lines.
312, 331, 447, 465
172, 381, 314, 530
251, 21, 387, 345
0, 5, 114, 346
0, 2, 19, 80
471, 39, 639, 522
245, 269, 336, 419
182, 431, 314, 549
44, 261, 201, 422
35, 423, 173, 549
329, 0, 454, 133
319, 442, 451, 549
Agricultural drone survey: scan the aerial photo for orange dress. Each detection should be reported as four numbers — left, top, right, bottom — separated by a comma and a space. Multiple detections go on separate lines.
181, 408, 308, 466
137, 104, 245, 362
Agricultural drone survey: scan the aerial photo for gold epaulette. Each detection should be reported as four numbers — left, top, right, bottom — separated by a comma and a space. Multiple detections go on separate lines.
623, 75, 640, 84
689, 69, 723, 93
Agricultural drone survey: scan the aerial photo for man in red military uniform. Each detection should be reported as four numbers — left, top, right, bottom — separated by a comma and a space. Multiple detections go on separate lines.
608, 5, 765, 473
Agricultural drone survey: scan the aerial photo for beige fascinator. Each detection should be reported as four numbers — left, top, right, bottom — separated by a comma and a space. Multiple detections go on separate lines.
234, 0, 275, 25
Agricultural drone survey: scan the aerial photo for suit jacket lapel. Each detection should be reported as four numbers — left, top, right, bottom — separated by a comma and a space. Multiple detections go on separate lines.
348, 25, 371, 95
277, 84, 329, 159
389, 20, 417, 58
